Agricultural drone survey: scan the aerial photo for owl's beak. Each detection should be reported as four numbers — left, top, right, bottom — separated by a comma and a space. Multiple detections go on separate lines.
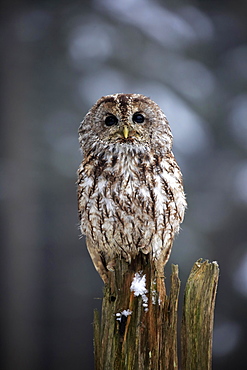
123, 125, 129, 139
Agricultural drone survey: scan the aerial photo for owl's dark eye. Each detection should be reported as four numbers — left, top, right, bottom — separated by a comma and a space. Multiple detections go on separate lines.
132, 112, 145, 124
105, 115, 118, 126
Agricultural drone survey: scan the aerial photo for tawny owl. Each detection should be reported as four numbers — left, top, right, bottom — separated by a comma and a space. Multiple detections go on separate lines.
77, 93, 186, 283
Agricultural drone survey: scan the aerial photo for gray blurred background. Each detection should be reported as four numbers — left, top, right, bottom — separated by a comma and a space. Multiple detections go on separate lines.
1, 0, 247, 369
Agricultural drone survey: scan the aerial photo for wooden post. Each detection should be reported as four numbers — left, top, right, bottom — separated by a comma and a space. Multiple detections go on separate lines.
181, 259, 219, 370
93, 257, 219, 369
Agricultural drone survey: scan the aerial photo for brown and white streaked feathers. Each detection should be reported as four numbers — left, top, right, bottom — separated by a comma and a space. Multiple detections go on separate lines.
77, 93, 186, 283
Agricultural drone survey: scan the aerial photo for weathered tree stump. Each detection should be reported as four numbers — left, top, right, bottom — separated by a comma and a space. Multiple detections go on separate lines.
93, 257, 219, 370
181, 259, 219, 370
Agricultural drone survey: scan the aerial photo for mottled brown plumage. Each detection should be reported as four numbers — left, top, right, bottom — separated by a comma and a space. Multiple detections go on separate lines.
77, 93, 186, 283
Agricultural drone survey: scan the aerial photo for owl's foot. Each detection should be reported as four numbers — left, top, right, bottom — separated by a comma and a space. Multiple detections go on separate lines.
106, 259, 116, 272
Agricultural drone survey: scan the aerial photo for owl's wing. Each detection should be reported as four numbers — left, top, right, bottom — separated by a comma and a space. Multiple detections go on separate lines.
86, 237, 109, 284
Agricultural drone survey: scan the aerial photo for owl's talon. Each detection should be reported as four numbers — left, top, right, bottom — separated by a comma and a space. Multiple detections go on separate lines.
107, 260, 116, 271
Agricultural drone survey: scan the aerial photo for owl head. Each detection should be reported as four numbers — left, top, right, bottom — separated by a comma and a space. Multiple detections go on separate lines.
79, 94, 173, 155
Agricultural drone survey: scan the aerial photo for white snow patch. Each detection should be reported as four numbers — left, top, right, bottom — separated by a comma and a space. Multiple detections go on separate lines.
116, 309, 132, 321
122, 309, 132, 317
130, 272, 149, 312
130, 272, 147, 296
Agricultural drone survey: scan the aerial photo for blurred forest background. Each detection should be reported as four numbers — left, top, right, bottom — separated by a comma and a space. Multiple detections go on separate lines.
1, 0, 247, 369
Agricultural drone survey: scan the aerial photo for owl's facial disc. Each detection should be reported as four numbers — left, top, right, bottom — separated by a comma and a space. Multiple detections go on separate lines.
103, 115, 141, 143
79, 94, 173, 156
122, 113, 145, 139
120, 125, 141, 141
103, 112, 145, 143
108, 124, 142, 143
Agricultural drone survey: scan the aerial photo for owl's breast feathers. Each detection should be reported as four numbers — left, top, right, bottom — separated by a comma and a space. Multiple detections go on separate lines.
77, 147, 186, 261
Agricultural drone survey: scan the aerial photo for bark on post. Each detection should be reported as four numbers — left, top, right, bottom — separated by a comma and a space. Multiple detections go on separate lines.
93, 258, 219, 370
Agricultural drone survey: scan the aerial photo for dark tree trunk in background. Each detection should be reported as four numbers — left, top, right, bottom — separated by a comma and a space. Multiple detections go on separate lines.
1, 6, 42, 370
